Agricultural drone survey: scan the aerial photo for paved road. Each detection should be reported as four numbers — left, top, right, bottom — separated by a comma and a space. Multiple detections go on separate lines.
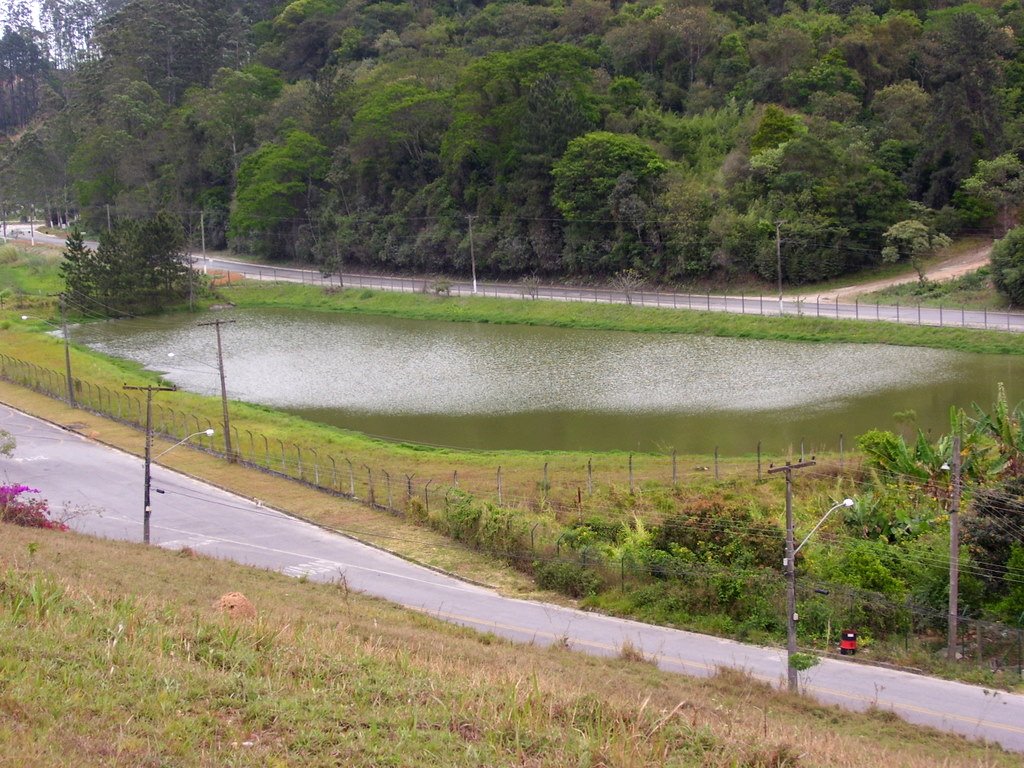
2, 403, 1023, 752
8, 226, 1023, 333
200, 254, 1024, 332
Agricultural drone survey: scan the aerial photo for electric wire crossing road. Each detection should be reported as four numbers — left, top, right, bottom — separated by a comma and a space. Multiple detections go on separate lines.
3, 403, 1024, 752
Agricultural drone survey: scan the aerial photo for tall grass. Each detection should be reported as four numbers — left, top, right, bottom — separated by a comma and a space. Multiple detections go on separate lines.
0, 525, 1017, 767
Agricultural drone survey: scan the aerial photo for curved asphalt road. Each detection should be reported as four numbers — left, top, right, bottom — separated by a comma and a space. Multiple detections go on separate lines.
2, 403, 1024, 752
7, 226, 1023, 333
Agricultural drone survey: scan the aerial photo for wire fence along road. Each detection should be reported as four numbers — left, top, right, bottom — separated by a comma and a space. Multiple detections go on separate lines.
204, 255, 1024, 333
6, 225, 1021, 332
5, 401, 1024, 753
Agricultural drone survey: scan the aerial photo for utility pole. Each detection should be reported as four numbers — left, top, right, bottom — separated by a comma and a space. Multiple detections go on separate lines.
59, 294, 75, 407
198, 318, 236, 462
775, 220, 783, 311
200, 210, 207, 276
124, 384, 176, 544
948, 434, 962, 661
768, 458, 816, 694
467, 214, 478, 295
29, 204, 35, 246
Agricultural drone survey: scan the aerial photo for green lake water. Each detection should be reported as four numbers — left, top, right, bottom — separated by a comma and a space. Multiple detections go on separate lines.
72, 307, 1023, 455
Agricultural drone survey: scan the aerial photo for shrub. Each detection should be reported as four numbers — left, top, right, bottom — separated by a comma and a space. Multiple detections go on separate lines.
533, 560, 602, 598
0, 485, 67, 531
990, 226, 1024, 306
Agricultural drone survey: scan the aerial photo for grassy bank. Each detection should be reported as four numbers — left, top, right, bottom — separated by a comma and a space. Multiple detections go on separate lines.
1, 524, 1018, 767
220, 280, 1024, 356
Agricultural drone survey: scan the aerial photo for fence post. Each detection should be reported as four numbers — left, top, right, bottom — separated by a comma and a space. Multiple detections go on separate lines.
757, 440, 762, 483
383, 470, 392, 511
277, 438, 286, 472
329, 455, 337, 490
310, 447, 319, 486
262, 433, 270, 468
346, 458, 355, 496
587, 458, 593, 495
453, 469, 458, 487
497, 466, 503, 505
296, 445, 303, 480
365, 465, 374, 505
424, 479, 432, 514
542, 462, 549, 499
406, 473, 414, 500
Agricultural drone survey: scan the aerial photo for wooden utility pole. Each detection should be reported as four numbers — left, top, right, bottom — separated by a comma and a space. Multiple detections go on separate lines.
198, 319, 236, 461
124, 384, 176, 544
948, 434, 962, 661
768, 458, 816, 694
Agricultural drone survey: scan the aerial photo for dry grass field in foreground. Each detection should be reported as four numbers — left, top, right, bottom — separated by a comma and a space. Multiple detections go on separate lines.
0, 525, 1016, 768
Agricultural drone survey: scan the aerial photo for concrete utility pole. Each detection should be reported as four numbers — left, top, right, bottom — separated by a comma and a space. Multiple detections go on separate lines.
59, 295, 75, 407
467, 214, 478, 295
775, 220, 783, 311
124, 384, 176, 544
948, 434, 962, 661
198, 319, 236, 462
768, 458, 816, 694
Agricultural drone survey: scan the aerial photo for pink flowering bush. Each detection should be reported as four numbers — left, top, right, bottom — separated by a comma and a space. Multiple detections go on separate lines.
0, 485, 67, 531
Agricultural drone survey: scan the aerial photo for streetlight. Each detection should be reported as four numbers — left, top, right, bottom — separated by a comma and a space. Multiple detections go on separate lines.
155, 428, 215, 460
21, 297, 75, 407
786, 496, 854, 693
140, 428, 211, 548
941, 434, 963, 661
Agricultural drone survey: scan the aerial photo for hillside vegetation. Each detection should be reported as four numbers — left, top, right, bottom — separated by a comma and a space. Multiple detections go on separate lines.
1, 523, 1021, 766
2, 0, 1024, 288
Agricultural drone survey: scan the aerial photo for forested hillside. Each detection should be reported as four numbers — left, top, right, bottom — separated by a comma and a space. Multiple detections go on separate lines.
2, 0, 1023, 286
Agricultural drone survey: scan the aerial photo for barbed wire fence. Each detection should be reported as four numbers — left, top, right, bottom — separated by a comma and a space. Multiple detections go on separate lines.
2, 351, 1021, 677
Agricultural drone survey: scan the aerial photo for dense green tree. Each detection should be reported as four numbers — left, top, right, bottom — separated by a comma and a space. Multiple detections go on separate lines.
990, 226, 1024, 307
552, 131, 668, 274
961, 153, 1024, 235
61, 212, 192, 314
229, 130, 329, 259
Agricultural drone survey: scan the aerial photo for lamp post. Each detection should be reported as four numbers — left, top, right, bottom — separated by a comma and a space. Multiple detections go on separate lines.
786, 496, 854, 693
139, 427, 214, 545
21, 297, 76, 407
941, 433, 962, 661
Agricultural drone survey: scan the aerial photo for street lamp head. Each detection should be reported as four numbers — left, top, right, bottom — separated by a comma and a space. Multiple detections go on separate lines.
20, 315, 28, 321
940, 462, 950, 471
841, 497, 854, 507
204, 428, 215, 436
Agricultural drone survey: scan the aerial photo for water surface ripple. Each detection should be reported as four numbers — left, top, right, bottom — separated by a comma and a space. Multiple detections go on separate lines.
73, 308, 1021, 454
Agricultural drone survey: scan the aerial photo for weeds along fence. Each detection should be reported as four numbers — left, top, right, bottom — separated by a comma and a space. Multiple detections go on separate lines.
6, 352, 1021, 676
235, 266, 1024, 334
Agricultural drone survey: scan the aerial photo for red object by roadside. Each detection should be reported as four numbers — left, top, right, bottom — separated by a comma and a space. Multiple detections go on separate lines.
840, 629, 858, 655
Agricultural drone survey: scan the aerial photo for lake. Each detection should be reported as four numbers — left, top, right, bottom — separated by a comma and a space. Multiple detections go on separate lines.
71, 307, 1023, 454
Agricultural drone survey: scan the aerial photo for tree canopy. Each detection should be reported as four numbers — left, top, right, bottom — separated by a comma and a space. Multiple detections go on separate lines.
5, 0, 1024, 285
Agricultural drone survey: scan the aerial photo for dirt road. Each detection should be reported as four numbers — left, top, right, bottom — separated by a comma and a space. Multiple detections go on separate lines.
814, 241, 993, 301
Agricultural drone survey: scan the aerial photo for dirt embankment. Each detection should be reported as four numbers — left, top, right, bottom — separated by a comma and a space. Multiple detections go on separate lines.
815, 241, 993, 301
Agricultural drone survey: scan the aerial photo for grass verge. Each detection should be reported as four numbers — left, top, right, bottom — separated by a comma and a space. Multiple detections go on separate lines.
1, 524, 1019, 767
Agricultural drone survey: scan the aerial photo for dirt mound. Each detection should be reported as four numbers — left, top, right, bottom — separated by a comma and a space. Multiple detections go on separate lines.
213, 591, 256, 620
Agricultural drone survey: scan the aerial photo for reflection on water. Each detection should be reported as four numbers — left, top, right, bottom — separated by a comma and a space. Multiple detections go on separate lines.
73, 307, 1022, 454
